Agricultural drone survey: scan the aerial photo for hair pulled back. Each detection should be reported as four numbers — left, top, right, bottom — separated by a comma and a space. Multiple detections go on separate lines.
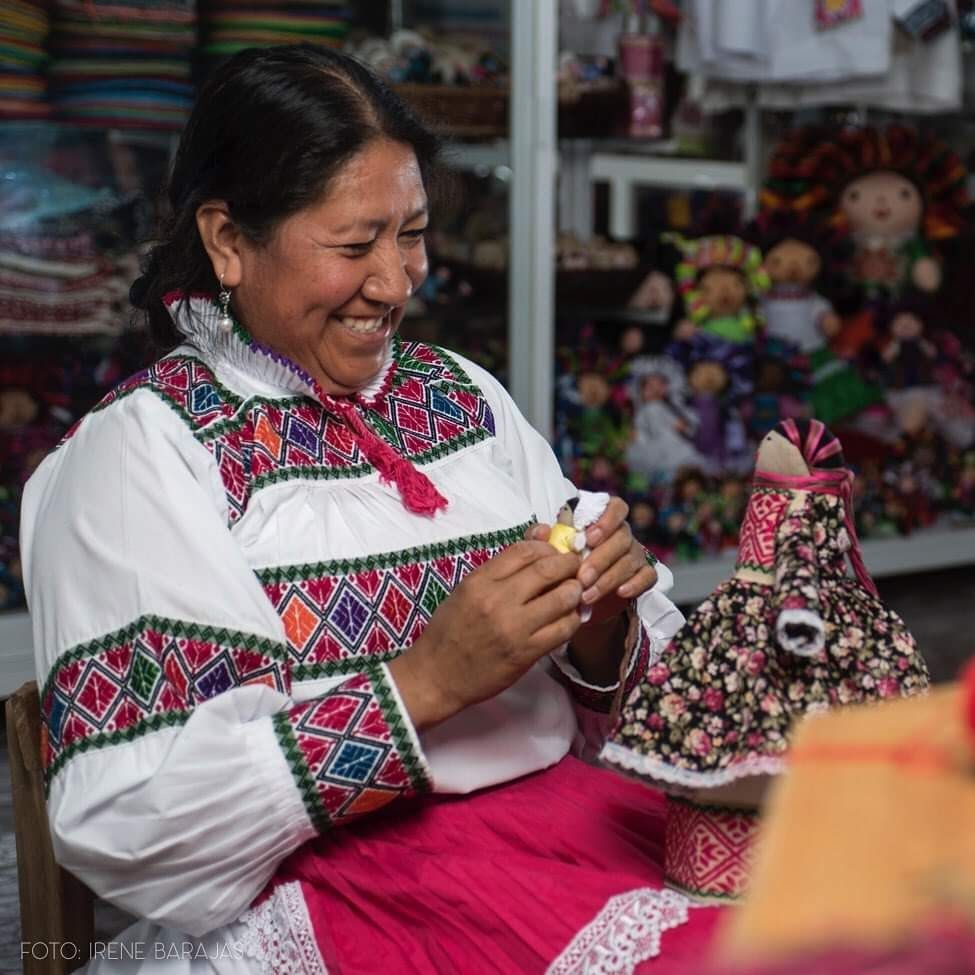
131, 44, 441, 350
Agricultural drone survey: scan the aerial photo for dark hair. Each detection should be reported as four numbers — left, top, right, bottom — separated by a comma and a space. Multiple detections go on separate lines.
131, 44, 441, 350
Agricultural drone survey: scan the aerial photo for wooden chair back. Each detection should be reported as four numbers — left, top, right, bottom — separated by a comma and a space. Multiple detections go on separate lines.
6, 681, 94, 974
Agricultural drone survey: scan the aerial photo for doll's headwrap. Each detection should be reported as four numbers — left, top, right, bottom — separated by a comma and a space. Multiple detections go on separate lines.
777, 418, 845, 470
770, 418, 879, 597
664, 233, 770, 324
761, 124, 968, 242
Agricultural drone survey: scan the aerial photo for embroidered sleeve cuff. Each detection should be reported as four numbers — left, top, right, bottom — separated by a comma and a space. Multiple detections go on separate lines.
273, 664, 432, 833
550, 643, 619, 713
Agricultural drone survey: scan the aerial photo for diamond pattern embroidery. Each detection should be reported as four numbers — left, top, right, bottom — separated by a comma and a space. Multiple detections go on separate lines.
261, 535, 519, 677
42, 619, 289, 783
275, 670, 428, 829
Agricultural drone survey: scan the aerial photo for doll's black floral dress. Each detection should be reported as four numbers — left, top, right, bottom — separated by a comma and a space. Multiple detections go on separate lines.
601, 486, 930, 790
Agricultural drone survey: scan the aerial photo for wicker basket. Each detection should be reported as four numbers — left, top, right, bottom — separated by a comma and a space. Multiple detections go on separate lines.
394, 83, 508, 139
395, 80, 629, 140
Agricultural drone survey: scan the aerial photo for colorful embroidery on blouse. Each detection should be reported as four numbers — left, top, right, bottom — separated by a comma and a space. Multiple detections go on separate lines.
258, 524, 532, 680
40, 616, 290, 789
65, 341, 496, 524
273, 667, 430, 832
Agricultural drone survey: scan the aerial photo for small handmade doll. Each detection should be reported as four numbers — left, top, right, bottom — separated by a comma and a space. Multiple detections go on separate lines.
547, 491, 610, 622
667, 233, 770, 346
601, 418, 930, 902
625, 355, 704, 484
748, 210, 882, 427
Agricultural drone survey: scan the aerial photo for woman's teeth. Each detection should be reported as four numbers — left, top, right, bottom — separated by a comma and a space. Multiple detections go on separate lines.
338, 315, 387, 334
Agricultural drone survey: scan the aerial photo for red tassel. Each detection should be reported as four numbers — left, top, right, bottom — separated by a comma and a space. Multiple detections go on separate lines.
337, 402, 448, 517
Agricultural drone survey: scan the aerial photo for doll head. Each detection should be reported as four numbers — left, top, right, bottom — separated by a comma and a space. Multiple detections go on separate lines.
756, 418, 847, 478
556, 497, 578, 527
763, 238, 821, 287
890, 310, 924, 341
577, 371, 612, 409
840, 170, 922, 241
762, 125, 967, 246
697, 267, 747, 317
687, 360, 729, 398
667, 233, 769, 324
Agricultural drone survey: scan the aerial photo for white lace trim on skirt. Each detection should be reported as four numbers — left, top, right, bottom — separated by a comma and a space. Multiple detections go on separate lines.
233, 881, 327, 975
546, 887, 692, 975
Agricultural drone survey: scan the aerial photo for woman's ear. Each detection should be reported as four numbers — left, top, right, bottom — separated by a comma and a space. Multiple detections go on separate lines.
195, 200, 245, 288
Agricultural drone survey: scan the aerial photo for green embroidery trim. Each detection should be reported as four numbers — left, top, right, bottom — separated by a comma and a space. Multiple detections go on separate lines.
42, 615, 289, 705
45, 711, 190, 795
257, 521, 534, 584
734, 561, 774, 574
273, 710, 331, 833
196, 395, 308, 444
246, 419, 491, 493
369, 664, 432, 794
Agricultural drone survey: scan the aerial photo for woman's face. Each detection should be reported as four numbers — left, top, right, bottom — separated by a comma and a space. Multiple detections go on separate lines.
233, 138, 429, 396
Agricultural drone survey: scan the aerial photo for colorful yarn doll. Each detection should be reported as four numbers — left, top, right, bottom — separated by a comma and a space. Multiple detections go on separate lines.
546, 490, 610, 622
601, 418, 930, 903
666, 233, 770, 346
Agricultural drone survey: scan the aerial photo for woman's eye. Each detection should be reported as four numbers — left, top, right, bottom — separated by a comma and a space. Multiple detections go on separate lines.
400, 228, 427, 244
341, 242, 373, 255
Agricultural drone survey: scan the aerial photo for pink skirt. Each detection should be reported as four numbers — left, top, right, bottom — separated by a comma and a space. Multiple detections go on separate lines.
244, 756, 724, 974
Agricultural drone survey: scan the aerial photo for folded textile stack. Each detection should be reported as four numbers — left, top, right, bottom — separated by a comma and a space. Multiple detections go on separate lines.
0, 164, 132, 335
200, 0, 349, 61
48, 0, 196, 130
0, 0, 51, 120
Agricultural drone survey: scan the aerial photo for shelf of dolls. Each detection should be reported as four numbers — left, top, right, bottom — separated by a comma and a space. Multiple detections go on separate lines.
667, 523, 975, 607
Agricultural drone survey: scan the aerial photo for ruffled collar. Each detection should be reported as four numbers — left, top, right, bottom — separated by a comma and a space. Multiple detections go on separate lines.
164, 292, 396, 408
164, 292, 447, 516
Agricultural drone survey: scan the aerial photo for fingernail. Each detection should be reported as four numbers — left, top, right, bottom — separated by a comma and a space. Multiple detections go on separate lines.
583, 586, 599, 604
580, 566, 597, 587
587, 528, 603, 547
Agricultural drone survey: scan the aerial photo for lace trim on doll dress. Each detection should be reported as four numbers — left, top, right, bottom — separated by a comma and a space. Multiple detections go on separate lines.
546, 887, 691, 975
233, 881, 328, 975
600, 742, 789, 790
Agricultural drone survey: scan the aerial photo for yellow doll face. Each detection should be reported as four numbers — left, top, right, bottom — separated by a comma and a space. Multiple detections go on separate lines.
698, 267, 747, 316
840, 170, 922, 240
763, 239, 821, 286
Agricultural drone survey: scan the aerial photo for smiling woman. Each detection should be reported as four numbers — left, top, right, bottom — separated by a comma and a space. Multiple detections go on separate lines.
20, 44, 720, 975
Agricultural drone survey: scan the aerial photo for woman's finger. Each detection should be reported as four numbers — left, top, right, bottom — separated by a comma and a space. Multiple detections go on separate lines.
617, 563, 658, 600
581, 548, 646, 604
578, 524, 632, 588
585, 496, 629, 548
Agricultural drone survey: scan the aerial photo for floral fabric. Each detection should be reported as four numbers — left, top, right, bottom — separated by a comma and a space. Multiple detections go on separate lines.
604, 491, 930, 789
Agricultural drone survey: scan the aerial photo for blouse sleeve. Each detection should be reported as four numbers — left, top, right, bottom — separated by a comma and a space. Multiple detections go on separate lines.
772, 493, 826, 657
21, 391, 430, 938
454, 355, 686, 733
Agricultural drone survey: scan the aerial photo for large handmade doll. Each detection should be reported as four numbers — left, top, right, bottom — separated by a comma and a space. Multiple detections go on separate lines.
761, 125, 968, 356
601, 418, 930, 902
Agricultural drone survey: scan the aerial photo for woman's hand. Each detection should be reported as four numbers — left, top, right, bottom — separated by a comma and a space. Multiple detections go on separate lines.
388, 541, 584, 731
529, 496, 657, 625
529, 497, 658, 685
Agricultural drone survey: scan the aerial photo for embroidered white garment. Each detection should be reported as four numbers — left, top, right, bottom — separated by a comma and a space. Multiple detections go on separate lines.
22, 296, 684, 973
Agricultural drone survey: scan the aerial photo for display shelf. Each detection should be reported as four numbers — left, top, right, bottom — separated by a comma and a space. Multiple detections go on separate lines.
667, 525, 975, 607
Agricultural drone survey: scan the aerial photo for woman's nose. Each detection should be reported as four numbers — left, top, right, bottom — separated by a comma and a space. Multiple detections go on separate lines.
363, 248, 414, 305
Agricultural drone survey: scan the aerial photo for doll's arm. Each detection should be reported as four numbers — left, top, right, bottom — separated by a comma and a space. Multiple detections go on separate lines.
771, 495, 825, 657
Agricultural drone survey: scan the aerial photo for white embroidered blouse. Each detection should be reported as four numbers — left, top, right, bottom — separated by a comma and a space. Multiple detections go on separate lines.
21, 296, 683, 967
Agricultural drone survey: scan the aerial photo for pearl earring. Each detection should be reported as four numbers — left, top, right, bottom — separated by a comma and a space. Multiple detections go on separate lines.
218, 276, 233, 334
